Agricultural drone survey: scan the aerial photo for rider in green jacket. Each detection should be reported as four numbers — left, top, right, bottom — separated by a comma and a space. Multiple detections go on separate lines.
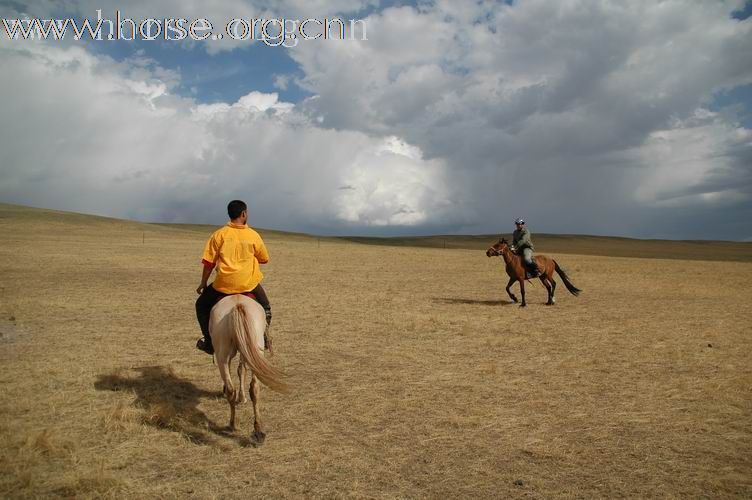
511, 218, 542, 277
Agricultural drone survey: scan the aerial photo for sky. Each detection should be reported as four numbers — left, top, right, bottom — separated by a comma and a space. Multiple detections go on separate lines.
0, 0, 751, 240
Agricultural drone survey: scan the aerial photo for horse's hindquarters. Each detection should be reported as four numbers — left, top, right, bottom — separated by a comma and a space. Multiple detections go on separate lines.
209, 295, 266, 352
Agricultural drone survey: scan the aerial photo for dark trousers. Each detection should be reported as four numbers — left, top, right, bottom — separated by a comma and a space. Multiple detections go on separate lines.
195, 284, 271, 339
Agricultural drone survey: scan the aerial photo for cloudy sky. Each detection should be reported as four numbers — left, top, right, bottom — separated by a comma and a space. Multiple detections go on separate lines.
1, 0, 751, 240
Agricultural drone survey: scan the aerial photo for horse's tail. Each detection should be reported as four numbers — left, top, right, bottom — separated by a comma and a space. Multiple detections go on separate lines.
554, 261, 582, 296
231, 303, 289, 393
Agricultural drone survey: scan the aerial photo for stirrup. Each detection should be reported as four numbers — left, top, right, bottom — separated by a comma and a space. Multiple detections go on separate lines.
196, 338, 214, 355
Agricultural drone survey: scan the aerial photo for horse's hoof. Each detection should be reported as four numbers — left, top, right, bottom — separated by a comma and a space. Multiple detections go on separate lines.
519, 303, 526, 308
252, 430, 266, 445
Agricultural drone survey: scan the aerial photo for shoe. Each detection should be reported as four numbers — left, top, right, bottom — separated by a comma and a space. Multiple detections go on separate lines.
196, 337, 214, 355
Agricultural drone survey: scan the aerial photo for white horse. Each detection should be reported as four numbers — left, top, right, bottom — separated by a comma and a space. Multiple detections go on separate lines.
209, 294, 288, 444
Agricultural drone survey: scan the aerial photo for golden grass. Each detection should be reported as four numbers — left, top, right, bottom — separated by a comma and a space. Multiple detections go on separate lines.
0, 203, 751, 498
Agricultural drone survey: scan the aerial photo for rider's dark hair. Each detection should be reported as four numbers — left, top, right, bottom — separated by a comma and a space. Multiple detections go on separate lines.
227, 200, 247, 220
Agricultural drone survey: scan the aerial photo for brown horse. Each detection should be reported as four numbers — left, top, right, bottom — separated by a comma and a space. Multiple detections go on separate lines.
486, 238, 581, 307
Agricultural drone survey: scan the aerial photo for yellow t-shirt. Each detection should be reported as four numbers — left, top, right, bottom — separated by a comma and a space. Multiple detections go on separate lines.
201, 222, 269, 294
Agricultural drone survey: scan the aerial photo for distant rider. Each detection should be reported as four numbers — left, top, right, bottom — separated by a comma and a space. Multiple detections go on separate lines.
511, 217, 542, 278
195, 200, 272, 355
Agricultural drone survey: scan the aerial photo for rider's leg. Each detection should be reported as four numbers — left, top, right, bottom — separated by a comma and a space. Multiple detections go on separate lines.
250, 283, 272, 324
532, 256, 543, 275
522, 248, 538, 276
195, 285, 224, 353
250, 283, 273, 351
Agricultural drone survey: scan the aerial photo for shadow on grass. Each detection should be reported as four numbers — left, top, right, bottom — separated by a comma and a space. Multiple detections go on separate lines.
94, 365, 253, 447
433, 297, 516, 306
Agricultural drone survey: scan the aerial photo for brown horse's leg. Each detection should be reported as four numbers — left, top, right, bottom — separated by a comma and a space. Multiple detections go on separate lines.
543, 262, 557, 304
249, 375, 265, 445
519, 279, 526, 307
549, 274, 557, 304
505, 277, 518, 303
541, 276, 553, 305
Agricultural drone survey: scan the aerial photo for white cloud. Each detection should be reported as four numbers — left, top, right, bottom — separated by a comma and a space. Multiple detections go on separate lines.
273, 73, 290, 91
335, 136, 451, 226
0, 39, 458, 232
2, 0, 752, 239
285, 0, 752, 237
635, 109, 752, 208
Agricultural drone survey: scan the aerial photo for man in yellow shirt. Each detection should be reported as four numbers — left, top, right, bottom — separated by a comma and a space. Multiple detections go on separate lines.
195, 200, 272, 355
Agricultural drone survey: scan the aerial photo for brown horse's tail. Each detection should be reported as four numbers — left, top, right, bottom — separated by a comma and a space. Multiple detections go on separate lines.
554, 261, 582, 296
231, 303, 289, 393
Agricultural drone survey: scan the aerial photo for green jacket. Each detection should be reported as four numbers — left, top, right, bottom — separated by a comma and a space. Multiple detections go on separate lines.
512, 227, 534, 251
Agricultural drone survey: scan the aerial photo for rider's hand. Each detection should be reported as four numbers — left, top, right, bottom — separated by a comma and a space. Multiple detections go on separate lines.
196, 284, 206, 294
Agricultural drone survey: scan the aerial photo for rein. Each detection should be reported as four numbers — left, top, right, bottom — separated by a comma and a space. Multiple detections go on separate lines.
488, 244, 536, 285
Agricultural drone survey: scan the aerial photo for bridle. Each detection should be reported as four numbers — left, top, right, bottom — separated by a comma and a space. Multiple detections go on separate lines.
487, 240, 508, 258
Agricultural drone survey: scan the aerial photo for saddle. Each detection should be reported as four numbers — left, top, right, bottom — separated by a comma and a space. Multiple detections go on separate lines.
513, 251, 541, 279
523, 262, 541, 279
211, 291, 258, 303
239, 292, 258, 301
211, 292, 259, 308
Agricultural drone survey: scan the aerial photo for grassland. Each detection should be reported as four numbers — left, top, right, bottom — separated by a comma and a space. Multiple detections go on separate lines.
0, 203, 750, 498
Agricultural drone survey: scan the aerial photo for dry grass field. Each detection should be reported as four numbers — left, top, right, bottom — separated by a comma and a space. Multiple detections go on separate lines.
1, 203, 751, 498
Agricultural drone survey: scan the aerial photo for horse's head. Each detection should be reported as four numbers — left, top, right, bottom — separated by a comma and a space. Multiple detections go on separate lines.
486, 238, 509, 257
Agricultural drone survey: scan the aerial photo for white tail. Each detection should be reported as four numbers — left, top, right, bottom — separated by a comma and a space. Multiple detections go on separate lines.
230, 304, 289, 393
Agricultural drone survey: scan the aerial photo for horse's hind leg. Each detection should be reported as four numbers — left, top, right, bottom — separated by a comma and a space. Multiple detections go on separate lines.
505, 277, 518, 303
519, 280, 526, 307
549, 276, 557, 305
218, 359, 237, 431
541, 276, 553, 305
237, 362, 248, 405
249, 375, 265, 445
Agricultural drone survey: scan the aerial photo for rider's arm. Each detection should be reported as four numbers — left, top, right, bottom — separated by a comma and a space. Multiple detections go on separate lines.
196, 260, 213, 294
198, 233, 219, 293
199, 261, 213, 284
516, 230, 532, 248
255, 238, 270, 264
